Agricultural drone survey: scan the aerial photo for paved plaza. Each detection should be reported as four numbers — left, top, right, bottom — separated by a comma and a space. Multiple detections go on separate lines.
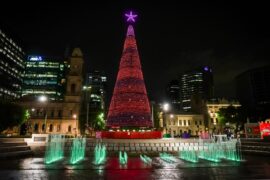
0, 155, 269, 180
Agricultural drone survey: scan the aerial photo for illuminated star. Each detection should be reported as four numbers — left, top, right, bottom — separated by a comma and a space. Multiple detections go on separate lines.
125, 11, 138, 22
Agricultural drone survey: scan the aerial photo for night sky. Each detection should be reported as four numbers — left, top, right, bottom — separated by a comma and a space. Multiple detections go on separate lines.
1, 1, 269, 102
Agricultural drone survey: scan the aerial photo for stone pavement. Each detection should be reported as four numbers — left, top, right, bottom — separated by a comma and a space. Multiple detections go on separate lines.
0, 155, 269, 180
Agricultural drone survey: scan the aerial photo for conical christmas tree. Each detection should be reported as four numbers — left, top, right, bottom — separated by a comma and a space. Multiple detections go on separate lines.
107, 23, 152, 128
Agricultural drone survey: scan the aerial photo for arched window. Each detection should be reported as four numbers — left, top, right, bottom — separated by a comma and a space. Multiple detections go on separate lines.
42, 124, 45, 132
57, 125, 61, 132
71, 84, 76, 94
49, 124, 53, 132
34, 124, 39, 132
68, 125, 72, 132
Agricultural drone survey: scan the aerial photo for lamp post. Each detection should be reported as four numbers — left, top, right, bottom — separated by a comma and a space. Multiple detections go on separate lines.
39, 95, 48, 133
27, 108, 35, 135
83, 85, 91, 134
162, 103, 170, 134
73, 114, 77, 137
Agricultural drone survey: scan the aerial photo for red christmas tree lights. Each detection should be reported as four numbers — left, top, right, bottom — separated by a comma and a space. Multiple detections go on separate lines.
107, 25, 152, 128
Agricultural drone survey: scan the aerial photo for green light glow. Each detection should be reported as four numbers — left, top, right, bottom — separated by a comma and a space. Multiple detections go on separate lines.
178, 139, 242, 163
93, 144, 107, 165
140, 154, 152, 164
198, 143, 221, 162
70, 137, 86, 164
119, 151, 128, 165
222, 140, 242, 161
159, 152, 176, 163
45, 134, 65, 164
179, 147, 198, 163
98, 113, 104, 119
198, 140, 241, 162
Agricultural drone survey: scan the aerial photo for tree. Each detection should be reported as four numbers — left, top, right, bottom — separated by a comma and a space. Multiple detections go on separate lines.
152, 103, 161, 129
217, 105, 247, 132
0, 102, 29, 133
93, 111, 105, 130
191, 94, 210, 128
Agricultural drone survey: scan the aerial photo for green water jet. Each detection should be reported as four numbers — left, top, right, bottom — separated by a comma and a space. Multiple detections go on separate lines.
179, 147, 198, 163
119, 151, 128, 165
140, 154, 152, 164
70, 137, 86, 164
45, 134, 65, 164
159, 152, 176, 163
93, 144, 107, 165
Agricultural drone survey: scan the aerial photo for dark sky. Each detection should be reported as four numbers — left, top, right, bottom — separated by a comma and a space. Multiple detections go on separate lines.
1, 1, 269, 102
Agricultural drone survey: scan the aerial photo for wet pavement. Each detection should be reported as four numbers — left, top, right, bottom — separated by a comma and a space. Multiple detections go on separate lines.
0, 155, 270, 179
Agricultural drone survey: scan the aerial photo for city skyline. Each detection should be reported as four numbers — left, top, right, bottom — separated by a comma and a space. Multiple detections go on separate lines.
1, 1, 269, 102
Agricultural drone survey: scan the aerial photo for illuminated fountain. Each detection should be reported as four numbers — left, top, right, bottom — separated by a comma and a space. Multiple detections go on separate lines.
178, 137, 242, 163
70, 137, 86, 164
179, 146, 198, 163
45, 134, 65, 164
140, 154, 152, 164
159, 152, 176, 163
222, 139, 242, 161
93, 144, 107, 165
198, 142, 221, 162
119, 151, 128, 165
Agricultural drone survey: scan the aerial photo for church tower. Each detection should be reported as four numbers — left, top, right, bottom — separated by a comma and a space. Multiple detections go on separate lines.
65, 48, 84, 103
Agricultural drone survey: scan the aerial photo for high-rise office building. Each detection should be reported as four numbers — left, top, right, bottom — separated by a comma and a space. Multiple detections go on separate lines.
180, 66, 213, 111
0, 28, 25, 100
85, 70, 107, 110
236, 65, 270, 119
19, 48, 84, 135
166, 80, 181, 111
22, 55, 66, 101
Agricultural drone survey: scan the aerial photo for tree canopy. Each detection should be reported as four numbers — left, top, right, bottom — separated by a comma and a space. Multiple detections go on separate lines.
217, 105, 247, 125
0, 102, 29, 132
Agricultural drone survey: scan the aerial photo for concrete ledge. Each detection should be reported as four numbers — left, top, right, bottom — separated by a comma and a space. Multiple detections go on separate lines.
25, 137, 251, 155
242, 150, 270, 156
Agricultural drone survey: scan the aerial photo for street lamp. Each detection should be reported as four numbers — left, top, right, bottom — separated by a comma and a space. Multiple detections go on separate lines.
39, 95, 47, 102
162, 103, 170, 134
38, 95, 48, 133
163, 103, 169, 112
83, 85, 91, 134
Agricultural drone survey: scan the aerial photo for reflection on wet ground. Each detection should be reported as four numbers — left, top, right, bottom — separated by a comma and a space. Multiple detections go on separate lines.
0, 155, 269, 179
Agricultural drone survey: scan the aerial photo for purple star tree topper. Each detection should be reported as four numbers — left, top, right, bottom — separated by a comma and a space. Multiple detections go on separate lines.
125, 11, 138, 22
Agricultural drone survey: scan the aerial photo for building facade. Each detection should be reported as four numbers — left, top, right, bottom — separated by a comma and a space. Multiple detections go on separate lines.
207, 98, 241, 132
85, 70, 107, 110
166, 80, 181, 111
180, 66, 213, 111
164, 113, 205, 137
22, 55, 66, 101
0, 28, 25, 100
235, 65, 270, 119
20, 48, 84, 135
